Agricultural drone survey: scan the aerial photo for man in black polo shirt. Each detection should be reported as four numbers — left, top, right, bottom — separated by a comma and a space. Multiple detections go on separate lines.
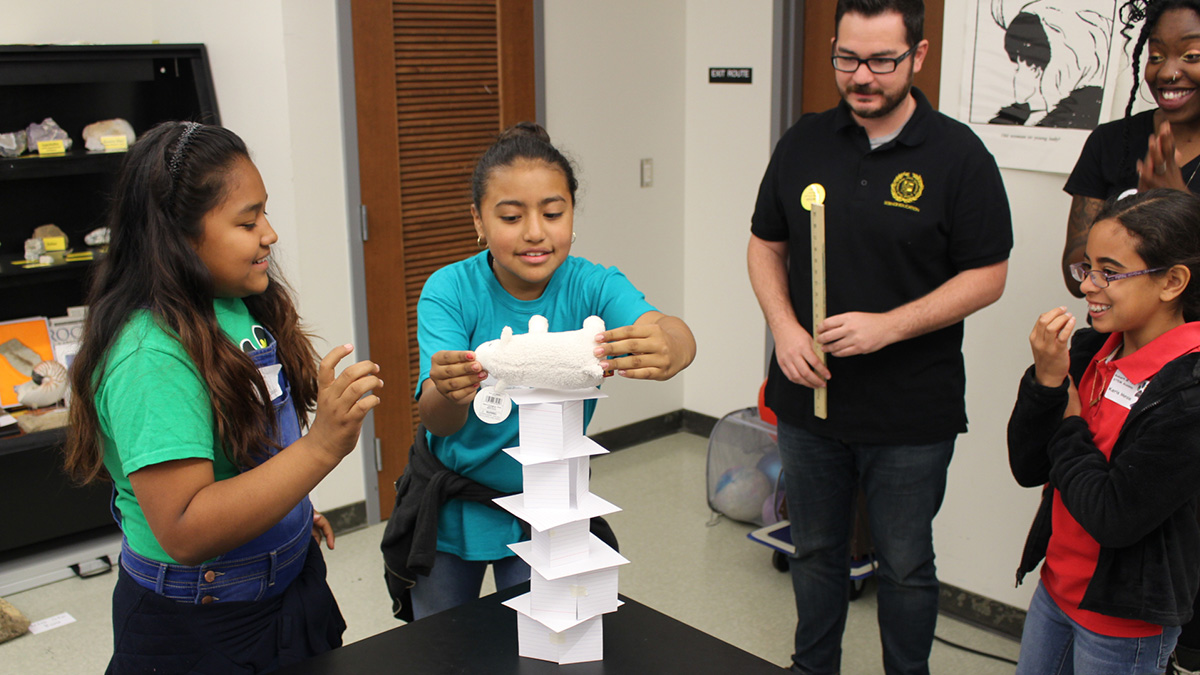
747, 1, 1012, 673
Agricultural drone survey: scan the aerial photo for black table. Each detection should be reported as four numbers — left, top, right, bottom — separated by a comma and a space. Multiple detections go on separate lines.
276, 584, 789, 674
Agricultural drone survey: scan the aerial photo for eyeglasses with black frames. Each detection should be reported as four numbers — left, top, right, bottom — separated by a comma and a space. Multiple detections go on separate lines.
1068, 262, 1167, 289
831, 45, 916, 74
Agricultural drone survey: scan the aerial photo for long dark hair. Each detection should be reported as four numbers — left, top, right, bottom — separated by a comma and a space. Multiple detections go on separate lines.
1098, 188, 1200, 321
470, 121, 579, 210
1119, 1, 1200, 163
65, 121, 319, 483
1120, 0, 1200, 118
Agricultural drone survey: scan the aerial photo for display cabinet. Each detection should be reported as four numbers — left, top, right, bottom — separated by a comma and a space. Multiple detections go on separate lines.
0, 44, 219, 592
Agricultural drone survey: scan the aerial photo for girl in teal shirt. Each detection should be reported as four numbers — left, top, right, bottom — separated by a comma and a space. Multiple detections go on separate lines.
411, 122, 696, 618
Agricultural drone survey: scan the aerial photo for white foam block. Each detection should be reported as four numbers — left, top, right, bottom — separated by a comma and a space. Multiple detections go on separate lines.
493, 492, 620, 532
509, 534, 630, 580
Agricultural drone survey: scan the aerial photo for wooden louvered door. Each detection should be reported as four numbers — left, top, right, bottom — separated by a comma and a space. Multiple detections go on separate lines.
351, 0, 536, 519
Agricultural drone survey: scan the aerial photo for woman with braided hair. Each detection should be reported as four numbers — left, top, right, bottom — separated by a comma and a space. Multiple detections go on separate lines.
1062, 1, 1200, 296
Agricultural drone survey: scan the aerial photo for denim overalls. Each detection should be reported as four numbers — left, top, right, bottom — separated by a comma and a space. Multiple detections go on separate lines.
114, 334, 313, 604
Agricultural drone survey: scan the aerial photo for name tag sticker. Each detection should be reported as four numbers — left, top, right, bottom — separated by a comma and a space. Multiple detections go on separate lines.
1104, 370, 1149, 410
100, 135, 129, 152
258, 363, 284, 401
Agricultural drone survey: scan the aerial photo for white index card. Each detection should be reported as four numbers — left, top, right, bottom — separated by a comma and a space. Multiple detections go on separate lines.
507, 387, 607, 405
502, 435, 608, 464
509, 534, 630, 580
531, 519, 590, 566
530, 566, 620, 621
493, 491, 620, 532
28, 612, 76, 634
522, 460, 571, 510
518, 400, 587, 456
514, 610, 604, 664
570, 456, 588, 509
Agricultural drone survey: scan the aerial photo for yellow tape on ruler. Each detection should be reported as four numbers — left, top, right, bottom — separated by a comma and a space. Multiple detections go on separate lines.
811, 202, 828, 420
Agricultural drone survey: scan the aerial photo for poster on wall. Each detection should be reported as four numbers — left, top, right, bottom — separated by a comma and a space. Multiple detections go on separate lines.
960, 0, 1126, 174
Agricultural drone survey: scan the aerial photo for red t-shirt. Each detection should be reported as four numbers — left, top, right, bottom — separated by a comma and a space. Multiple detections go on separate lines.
1043, 324, 1200, 636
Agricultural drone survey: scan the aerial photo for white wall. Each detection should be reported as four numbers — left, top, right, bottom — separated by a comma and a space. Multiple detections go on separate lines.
542, 0, 1072, 612
542, 0, 690, 432
934, 2, 1079, 610
4, 1, 365, 512
681, 1, 775, 417
2, 1, 153, 43
542, 0, 772, 431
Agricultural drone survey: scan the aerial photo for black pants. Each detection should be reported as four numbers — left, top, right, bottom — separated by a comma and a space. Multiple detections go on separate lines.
107, 539, 345, 674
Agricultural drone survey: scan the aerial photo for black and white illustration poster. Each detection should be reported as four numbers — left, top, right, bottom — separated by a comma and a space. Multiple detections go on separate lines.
962, 0, 1124, 173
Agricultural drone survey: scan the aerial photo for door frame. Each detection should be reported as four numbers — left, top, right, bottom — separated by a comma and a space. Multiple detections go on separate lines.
335, 0, 545, 524
335, 0, 382, 523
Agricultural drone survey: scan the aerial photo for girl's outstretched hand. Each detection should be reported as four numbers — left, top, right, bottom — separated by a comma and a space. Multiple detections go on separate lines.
1030, 307, 1075, 388
430, 350, 486, 404
597, 312, 695, 381
307, 344, 382, 463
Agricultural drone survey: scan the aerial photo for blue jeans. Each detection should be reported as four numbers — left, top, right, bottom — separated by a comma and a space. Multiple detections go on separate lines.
409, 550, 530, 620
1017, 581, 1180, 675
777, 421, 954, 675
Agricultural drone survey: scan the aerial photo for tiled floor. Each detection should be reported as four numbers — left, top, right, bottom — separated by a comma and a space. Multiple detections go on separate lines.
0, 432, 1020, 673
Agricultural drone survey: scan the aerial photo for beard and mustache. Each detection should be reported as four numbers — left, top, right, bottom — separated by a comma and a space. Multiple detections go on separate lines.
840, 81, 912, 120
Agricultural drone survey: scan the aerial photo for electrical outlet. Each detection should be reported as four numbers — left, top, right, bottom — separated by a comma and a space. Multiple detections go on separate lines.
640, 158, 653, 188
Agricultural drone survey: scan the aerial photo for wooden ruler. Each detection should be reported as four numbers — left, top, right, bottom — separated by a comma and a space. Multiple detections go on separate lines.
811, 201, 828, 419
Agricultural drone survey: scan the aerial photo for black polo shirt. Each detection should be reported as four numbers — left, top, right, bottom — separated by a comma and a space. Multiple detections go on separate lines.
751, 87, 1012, 444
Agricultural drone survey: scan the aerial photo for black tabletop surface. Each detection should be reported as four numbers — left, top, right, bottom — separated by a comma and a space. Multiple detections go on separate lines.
275, 584, 789, 674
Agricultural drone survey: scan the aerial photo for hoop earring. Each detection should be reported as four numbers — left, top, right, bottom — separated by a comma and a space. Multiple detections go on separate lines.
571, 232, 577, 244
477, 235, 487, 248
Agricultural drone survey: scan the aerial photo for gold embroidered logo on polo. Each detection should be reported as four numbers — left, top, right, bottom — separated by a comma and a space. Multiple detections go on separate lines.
886, 172, 923, 212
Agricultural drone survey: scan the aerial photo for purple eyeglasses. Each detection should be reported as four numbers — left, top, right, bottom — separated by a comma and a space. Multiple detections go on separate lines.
1069, 262, 1166, 289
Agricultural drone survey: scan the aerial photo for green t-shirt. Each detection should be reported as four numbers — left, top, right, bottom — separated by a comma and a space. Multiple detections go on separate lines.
99, 298, 269, 563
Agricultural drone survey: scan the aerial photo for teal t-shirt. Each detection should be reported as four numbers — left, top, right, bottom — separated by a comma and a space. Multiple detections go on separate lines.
417, 252, 656, 560
99, 298, 270, 563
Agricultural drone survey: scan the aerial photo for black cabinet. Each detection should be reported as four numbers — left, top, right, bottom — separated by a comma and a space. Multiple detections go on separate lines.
0, 44, 219, 560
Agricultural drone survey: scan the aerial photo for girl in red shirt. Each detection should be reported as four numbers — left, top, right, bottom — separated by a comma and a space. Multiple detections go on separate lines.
1011, 188, 1200, 674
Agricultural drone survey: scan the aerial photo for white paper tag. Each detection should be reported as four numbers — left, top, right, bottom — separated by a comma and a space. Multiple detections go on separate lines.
258, 364, 284, 401
473, 385, 511, 424
1104, 369, 1149, 410
28, 612, 75, 634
